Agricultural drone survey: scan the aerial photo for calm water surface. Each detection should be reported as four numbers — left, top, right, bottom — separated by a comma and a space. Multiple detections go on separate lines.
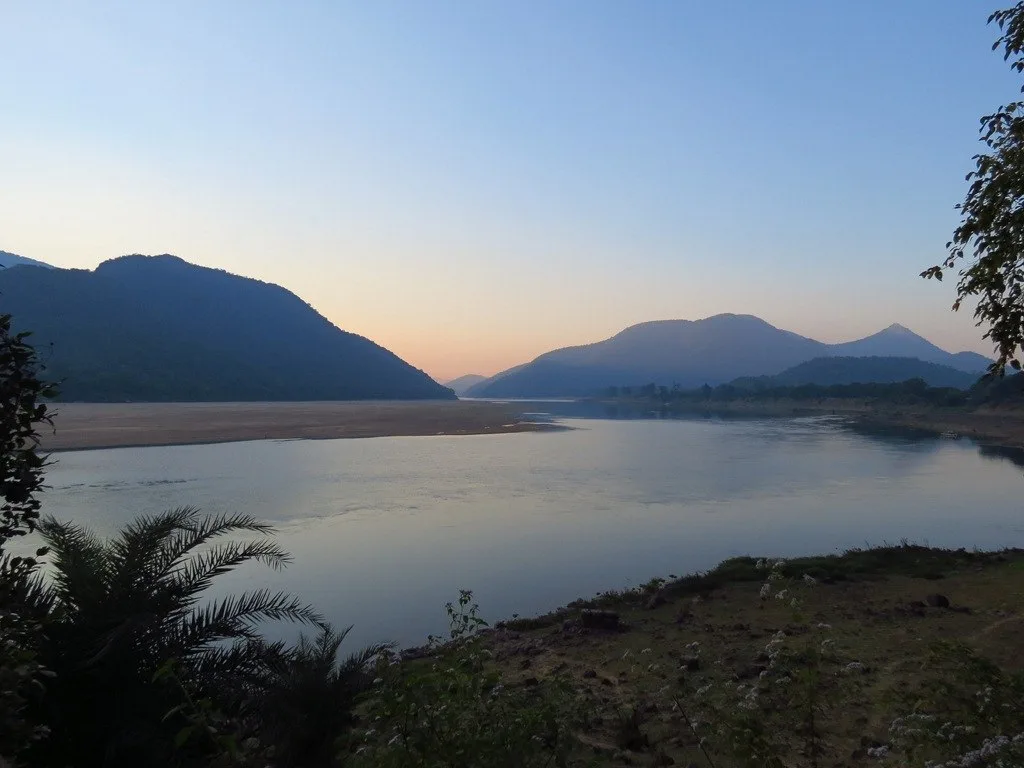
37, 414, 1024, 647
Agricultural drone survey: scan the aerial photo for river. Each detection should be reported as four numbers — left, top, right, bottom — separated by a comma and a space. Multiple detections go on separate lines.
36, 411, 1024, 648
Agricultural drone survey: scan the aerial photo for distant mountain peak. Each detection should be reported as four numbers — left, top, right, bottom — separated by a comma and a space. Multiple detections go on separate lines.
881, 323, 916, 335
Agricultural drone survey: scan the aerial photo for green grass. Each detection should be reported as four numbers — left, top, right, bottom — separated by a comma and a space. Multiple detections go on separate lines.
499, 543, 1020, 632
483, 545, 1024, 766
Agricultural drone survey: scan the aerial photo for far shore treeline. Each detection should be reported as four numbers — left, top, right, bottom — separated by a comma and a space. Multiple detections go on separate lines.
603, 377, 970, 408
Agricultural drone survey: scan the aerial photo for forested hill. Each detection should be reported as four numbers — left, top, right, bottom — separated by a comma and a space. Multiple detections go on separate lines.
0, 254, 454, 402
736, 356, 981, 390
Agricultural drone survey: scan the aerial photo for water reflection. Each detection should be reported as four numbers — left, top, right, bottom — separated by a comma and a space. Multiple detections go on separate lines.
978, 444, 1024, 472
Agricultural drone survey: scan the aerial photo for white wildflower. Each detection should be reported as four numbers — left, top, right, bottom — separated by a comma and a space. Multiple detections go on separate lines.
756, 558, 767, 569
738, 685, 759, 710
803, 573, 818, 586
774, 589, 789, 601
845, 661, 865, 673
759, 583, 772, 600
866, 745, 889, 759
930, 734, 1018, 767
816, 622, 832, 630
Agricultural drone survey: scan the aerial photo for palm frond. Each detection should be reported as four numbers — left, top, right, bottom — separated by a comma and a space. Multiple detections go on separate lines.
168, 539, 292, 607
107, 507, 199, 590
171, 589, 322, 655
0, 551, 54, 618
38, 517, 108, 611
338, 639, 394, 677
253, 624, 389, 765
19, 566, 56, 618
190, 637, 289, 688
152, 510, 280, 580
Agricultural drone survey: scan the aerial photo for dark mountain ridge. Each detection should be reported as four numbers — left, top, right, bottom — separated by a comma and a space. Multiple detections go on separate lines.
0, 250, 53, 269
0, 254, 454, 402
467, 315, 990, 398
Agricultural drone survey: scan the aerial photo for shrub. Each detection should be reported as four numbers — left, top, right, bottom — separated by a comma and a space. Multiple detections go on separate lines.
346, 591, 586, 767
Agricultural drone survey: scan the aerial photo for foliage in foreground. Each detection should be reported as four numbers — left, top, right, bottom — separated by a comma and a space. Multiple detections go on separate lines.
595, 556, 1024, 768
24, 508, 323, 767
347, 591, 587, 768
257, 625, 391, 767
923, 2, 1024, 373
0, 310, 55, 761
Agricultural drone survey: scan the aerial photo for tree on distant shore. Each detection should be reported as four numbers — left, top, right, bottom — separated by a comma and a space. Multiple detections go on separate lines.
923, 3, 1024, 373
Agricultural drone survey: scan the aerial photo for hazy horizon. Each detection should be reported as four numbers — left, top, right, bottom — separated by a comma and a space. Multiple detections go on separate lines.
2, 2, 1012, 381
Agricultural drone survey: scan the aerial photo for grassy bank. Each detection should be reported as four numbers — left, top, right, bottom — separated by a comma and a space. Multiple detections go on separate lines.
465, 544, 1024, 766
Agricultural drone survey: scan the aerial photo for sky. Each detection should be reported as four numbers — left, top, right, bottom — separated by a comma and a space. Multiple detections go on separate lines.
1, 1, 1019, 382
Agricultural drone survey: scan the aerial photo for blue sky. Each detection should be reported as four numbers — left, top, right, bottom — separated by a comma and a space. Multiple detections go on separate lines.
1, 1, 1017, 380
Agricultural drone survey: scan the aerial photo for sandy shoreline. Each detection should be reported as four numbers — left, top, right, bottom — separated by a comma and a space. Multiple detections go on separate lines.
40, 401, 557, 452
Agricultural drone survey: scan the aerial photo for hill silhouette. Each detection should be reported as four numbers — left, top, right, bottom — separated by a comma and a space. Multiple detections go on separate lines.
0, 250, 53, 269
445, 374, 487, 395
827, 324, 990, 373
0, 254, 454, 402
467, 316, 991, 398
468, 315, 826, 397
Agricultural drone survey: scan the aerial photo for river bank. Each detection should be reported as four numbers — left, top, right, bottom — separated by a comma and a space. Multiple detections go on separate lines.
598, 397, 1024, 449
40, 400, 560, 451
475, 545, 1024, 766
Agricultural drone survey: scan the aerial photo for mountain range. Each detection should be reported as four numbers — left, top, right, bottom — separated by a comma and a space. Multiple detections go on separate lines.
0, 250, 53, 269
0, 254, 454, 402
466, 314, 991, 398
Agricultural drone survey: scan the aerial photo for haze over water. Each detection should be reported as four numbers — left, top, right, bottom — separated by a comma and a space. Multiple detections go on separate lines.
37, 413, 1024, 648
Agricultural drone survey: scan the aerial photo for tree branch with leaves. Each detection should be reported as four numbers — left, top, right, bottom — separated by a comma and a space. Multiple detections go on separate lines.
924, 3, 1024, 373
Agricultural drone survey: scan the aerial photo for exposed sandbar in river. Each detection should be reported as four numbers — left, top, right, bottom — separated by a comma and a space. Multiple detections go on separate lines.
41, 401, 554, 451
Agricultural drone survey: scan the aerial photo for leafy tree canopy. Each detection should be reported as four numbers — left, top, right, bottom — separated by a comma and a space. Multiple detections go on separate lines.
924, 3, 1024, 372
